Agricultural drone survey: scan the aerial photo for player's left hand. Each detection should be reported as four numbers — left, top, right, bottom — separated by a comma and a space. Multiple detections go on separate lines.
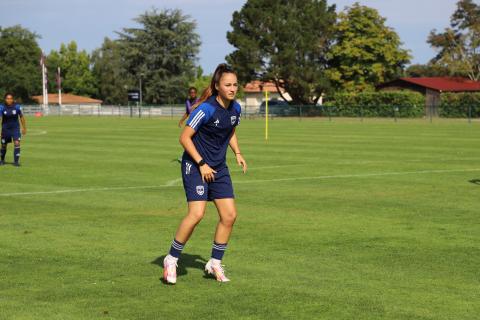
236, 153, 247, 174
22, 128, 27, 136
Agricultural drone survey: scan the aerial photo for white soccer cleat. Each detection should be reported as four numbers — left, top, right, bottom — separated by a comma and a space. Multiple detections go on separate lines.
205, 259, 230, 282
163, 255, 178, 284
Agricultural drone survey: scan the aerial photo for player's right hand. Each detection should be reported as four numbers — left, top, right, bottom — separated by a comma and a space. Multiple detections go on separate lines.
200, 164, 217, 183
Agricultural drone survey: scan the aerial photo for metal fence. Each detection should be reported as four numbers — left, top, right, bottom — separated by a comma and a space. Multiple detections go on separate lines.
21, 104, 480, 122
22, 104, 187, 117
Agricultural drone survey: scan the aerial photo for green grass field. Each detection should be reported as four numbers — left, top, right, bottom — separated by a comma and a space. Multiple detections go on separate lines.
1, 116, 479, 319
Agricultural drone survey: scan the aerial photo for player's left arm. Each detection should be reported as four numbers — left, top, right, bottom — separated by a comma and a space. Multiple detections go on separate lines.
19, 107, 26, 135
229, 129, 247, 173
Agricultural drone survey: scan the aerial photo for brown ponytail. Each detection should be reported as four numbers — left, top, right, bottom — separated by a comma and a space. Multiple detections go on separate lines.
191, 63, 236, 110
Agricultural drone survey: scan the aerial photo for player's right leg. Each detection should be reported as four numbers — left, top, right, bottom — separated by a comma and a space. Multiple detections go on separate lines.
163, 158, 209, 284
164, 201, 207, 284
1, 134, 9, 165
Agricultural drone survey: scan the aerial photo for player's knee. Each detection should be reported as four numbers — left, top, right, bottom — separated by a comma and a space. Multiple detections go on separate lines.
188, 209, 205, 223
220, 210, 237, 227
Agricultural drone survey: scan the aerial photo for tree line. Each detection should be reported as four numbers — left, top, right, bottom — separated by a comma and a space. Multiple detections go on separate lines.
0, 0, 478, 105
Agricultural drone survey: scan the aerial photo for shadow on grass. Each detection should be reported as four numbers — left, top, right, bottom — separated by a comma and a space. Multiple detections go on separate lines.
152, 253, 211, 283
469, 179, 480, 185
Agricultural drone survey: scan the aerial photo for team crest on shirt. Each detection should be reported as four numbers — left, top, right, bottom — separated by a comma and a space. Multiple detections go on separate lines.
231, 116, 237, 125
196, 185, 205, 196
12, 110, 16, 115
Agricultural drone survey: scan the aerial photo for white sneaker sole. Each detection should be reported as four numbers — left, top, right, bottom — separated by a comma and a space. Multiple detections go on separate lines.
205, 263, 230, 282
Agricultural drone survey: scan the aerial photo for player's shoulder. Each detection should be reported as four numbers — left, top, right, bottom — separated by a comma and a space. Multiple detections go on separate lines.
232, 100, 241, 114
196, 99, 216, 116
15, 104, 22, 110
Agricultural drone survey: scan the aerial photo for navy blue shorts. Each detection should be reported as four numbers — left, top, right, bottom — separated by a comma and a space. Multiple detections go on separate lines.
1, 129, 21, 144
181, 159, 235, 202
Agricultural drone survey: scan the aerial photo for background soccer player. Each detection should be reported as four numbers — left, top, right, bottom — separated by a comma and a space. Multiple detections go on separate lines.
178, 87, 199, 128
163, 64, 247, 284
0, 93, 27, 166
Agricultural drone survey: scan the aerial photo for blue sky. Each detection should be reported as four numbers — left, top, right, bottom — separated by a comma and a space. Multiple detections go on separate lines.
0, 0, 459, 72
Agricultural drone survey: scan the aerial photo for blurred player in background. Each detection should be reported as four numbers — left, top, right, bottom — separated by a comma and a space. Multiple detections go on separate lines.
0, 93, 27, 166
164, 64, 247, 284
178, 87, 199, 128
177, 87, 200, 162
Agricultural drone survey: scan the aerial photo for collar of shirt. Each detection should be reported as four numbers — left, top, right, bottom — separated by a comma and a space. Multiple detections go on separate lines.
207, 95, 234, 110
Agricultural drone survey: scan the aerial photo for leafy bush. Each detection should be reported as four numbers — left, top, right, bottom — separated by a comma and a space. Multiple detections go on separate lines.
323, 91, 425, 118
439, 93, 480, 118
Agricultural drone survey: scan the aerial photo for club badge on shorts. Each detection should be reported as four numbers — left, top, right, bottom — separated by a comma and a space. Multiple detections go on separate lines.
196, 185, 205, 196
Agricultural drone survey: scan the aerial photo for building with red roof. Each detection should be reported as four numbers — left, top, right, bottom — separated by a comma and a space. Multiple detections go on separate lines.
32, 93, 102, 106
243, 80, 292, 111
377, 77, 480, 116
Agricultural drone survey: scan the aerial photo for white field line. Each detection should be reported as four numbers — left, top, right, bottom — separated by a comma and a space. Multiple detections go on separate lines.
338, 158, 480, 165
1, 168, 479, 197
27, 130, 48, 136
234, 168, 480, 184
239, 164, 302, 170
165, 178, 182, 186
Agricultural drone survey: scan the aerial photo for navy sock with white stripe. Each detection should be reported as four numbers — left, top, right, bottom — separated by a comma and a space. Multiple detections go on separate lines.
14, 146, 20, 163
168, 239, 185, 258
211, 242, 227, 260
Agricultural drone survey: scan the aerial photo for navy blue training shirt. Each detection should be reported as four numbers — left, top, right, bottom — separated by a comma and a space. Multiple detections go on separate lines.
184, 95, 241, 170
0, 104, 23, 131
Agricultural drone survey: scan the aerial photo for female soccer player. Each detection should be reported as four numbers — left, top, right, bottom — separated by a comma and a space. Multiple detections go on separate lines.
0, 93, 27, 166
163, 64, 247, 284
178, 87, 199, 128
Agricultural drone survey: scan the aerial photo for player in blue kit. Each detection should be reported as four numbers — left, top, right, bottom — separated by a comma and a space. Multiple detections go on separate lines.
163, 64, 247, 284
0, 93, 27, 166
178, 87, 199, 128
177, 87, 200, 162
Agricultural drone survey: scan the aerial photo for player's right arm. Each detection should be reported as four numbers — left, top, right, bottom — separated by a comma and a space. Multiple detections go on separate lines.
179, 104, 216, 182
179, 126, 217, 183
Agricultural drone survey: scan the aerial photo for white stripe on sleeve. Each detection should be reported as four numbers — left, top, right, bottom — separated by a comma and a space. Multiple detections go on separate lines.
190, 111, 205, 129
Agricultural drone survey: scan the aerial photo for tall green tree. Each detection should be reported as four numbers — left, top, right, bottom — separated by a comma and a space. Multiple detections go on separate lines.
189, 67, 211, 96
0, 25, 42, 102
428, 0, 480, 80
117, 9, 200, 104
405, 63, 450, 77
47, 41, 97, 97
91, 38, 131, 104
227, 0, 336, 105
327, 3, 411, 92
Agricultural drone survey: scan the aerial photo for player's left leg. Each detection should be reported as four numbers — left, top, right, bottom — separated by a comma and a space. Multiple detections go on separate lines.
13, 139, 21, 166
205, 198, 237, 282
